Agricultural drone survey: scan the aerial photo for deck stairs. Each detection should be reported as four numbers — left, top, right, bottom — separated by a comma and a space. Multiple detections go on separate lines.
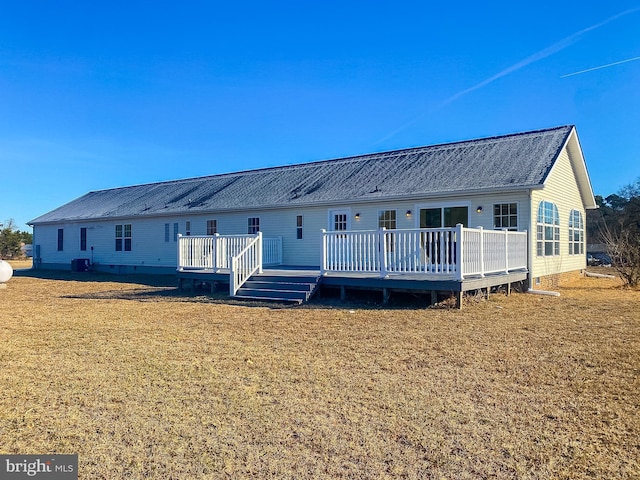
233, 272, 321, 304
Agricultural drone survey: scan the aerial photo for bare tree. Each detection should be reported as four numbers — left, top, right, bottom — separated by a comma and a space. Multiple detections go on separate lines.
602, 223, 640, 287
598, 178, 640, 287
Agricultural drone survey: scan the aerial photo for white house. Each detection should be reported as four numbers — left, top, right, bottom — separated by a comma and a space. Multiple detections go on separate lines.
29, 125, 596, 303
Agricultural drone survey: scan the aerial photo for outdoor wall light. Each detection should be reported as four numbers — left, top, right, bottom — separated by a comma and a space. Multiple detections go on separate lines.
406, 210, 412, 217
355, 213, 361, 220
476, 206, 483, 213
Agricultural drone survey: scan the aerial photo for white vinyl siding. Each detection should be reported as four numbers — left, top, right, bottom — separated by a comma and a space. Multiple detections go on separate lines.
530, 145, 587, 277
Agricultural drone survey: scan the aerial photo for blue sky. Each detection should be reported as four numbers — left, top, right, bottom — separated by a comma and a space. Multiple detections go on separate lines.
1, 1, 639, 231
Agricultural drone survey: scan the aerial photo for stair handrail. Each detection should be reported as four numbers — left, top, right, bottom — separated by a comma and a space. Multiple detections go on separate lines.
229, 232, 263, 296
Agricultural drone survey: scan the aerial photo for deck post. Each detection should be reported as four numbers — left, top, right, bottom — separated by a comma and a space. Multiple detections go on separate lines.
478, 226, 485, 278
380, 227, 388, 278
320, 229, 327, 275
455, 224, 464, 281
213, 233, 220, 272
456, 290, 463, 309
382, 288, 390, 305
504, 229, 509, 274
430, 290, 438, 305
177, 233, 183, 270
257, 231, 263, 274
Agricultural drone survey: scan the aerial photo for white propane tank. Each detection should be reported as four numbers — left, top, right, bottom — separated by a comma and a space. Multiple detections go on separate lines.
0, 260, 13, 283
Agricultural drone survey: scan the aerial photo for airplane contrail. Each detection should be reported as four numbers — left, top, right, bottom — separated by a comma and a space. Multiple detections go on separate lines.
375, 7, 640, 144
561, 55, 640, 78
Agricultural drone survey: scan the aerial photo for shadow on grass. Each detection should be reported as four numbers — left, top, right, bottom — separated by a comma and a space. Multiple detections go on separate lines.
15, 268, 459, 310
13, 268, 177, 287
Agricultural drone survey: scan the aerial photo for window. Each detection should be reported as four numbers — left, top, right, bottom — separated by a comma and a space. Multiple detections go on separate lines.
494, 203, 518, 230
57, 229, 64, 251
80, 228, 87, 251
333, 213, 347, 231
115, 224, 132, 251
536, 201, 559, 256
173, 223, 179, 242
207, 220, 217, 235
378, 210, 397, 230
569, 209, 584, 255
419, 206, 468, 228
296, 215, 303, 240
185, 221, 191, 236
248, 217, 260, 234
165, 224, 170, 242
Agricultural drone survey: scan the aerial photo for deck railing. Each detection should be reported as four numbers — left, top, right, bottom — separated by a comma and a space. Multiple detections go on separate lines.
321, 225, 527, 279
263, 236, 283, 266
178, 233, 281, 271
229, 232, 263, 295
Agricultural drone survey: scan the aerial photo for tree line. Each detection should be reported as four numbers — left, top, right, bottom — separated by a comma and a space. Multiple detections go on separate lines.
0, 220, 33, 259
587, 176, 640, 287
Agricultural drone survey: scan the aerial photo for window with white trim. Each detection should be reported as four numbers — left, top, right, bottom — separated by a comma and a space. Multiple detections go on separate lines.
536, 201, 559, 256
568, 209, 584, 255
57, 229, 64, 251
378, 210, 397, 230
165, 224, 170, 242
115, 224, 132, 251
296, 215, 303, 240
207, 220, 217, 235
185, 221, 191, 236
493, 203, 518, 230
248, 217, 260, 234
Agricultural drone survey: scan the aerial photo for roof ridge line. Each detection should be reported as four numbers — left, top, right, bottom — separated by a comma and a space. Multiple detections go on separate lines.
86, 125, 574, 194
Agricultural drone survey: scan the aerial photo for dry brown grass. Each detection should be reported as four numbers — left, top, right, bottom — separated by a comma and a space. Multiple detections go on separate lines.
1, 267, 638, 479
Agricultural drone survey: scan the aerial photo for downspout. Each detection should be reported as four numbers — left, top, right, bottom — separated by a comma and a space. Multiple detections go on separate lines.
527, 188, 534, 290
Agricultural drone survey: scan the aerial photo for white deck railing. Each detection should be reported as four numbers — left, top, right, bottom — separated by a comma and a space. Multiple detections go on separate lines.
229, 232, 263, 295
178, 234, 281, 271
263, 236, 283, 266
321, 225, 527, 279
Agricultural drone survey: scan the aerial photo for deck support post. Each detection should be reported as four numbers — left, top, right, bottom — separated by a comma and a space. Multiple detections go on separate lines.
506, 282, 511, 296
456, 291, 463, 310
382, 288, 390, 305
455, 224, 464, 281
430, 290, 438, 305
478, 226, 485, 278
340, 286, 346, 301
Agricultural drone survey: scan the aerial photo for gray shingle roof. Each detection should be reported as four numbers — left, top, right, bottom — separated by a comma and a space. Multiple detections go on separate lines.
30, 125, 574, 224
